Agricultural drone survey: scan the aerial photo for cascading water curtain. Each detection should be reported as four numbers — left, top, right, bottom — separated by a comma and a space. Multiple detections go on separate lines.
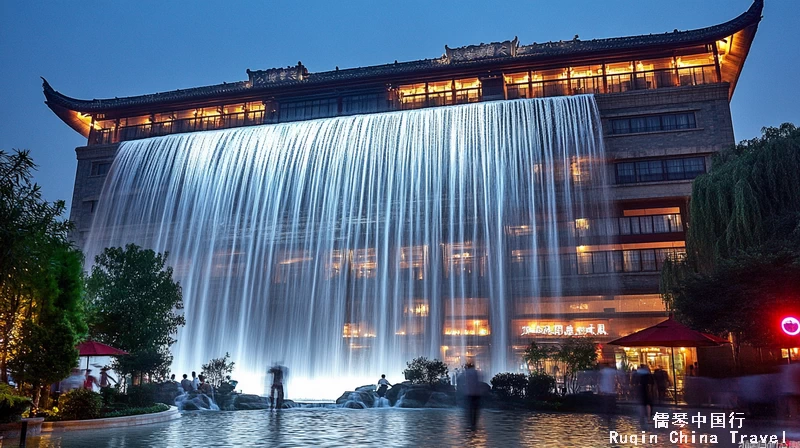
85, 96, 612, 398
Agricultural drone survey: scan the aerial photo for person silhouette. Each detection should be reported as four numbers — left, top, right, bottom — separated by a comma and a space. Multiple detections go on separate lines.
269, 363, 287, 410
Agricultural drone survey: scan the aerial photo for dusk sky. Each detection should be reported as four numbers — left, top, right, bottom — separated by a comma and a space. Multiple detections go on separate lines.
1, 0, 797, 213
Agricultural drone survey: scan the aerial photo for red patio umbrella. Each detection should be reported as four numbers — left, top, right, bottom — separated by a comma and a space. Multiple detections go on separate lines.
608, 317, 725, 404
76, 340, 128, 370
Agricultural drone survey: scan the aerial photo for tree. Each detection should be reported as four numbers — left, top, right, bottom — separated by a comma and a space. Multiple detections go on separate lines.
201, 353, 235, 388
86, 244, 185, 381
522, 341, 555, 373
7, 244, 85, 409
8, 317, 79, 408
402, 357, 449, 385
662, 124, 800, 364
0, 150, 74, 382
553, 337, 598, 395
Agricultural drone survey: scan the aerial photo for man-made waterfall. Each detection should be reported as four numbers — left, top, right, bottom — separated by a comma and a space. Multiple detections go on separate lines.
85, 96, 612, 399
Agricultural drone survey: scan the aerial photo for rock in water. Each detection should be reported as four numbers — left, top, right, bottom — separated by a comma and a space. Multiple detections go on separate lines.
385, 383, 408, 406
343, 401, 366, 409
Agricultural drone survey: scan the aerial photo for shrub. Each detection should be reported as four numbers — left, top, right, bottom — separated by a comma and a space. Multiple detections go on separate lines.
125, 383, 160, 407
0, 383, 32, 423
58, 389, 102, 420
100, 385, 122, 405
527, 372, 556, 400
554, 337, 598, 395
402, 357, 449, 385
201, 353, 235, 387
104, 403, 168, 418
491, 373, 528, 399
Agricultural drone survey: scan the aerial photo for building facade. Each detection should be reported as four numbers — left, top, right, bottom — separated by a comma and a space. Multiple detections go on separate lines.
46, 2, 761, 377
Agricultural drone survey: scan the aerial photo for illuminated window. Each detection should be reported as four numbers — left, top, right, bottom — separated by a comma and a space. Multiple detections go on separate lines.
272, 250, 313, 284
343, 323, 376, 338
444, 319, 490, 336
442, 242, 486, 278
403, 301, 429, 317
351, 248, 377, 279
399, 246, 428, 280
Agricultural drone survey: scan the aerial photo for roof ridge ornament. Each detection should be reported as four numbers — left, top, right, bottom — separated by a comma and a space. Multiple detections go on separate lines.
246, 62, 308, 88
444, 37, 519, 63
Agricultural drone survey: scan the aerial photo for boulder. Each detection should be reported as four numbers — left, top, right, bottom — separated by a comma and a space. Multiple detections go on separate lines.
335, 390, 376, 408
232, 394, 270, 410
385, 383, 408, 406
424, 391, 456, 408
397, 385, 432, 408
355, 385, 376, 392
342, 401, 366, 409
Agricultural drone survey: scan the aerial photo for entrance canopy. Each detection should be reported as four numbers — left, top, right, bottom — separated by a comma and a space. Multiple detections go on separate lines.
608, 317, 725, 348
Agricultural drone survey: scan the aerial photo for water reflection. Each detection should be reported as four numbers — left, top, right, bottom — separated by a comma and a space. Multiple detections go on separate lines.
27, 408, 785, 448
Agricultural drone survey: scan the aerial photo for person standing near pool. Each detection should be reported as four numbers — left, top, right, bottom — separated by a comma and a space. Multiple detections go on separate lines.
269, 363, 287, 410
376, 374, 392, 398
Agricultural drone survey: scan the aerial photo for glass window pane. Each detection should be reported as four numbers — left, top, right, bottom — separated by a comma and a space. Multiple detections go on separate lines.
631, 216, 642, 235
612, 119, 630, 134
668, 213, 683, 232
683, 157, 705, 178
641, 250, 657, 271
616, 163, 636, 184
646, 116, 661, 132
653, 215, 670, 233
662, 114, 678, 131
666, 159, 685, 180
630, 117, 647, 133
623, 250, 640, 272
640, 216, 654, 234
619, 217, 631, 235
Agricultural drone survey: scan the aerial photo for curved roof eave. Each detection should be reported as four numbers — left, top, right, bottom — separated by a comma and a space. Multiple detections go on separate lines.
42, 0, 762, 116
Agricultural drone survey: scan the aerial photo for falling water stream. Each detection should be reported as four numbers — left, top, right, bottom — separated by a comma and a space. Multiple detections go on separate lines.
85, 96, 611, 398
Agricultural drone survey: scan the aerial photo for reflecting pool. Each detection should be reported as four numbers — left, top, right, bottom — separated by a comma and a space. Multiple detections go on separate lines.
27, 408, 792, 447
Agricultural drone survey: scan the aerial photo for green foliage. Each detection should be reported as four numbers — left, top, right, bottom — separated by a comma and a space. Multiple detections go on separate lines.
402, 357, 449, 385
103, 403, 168, 418
662, 124, 800, 363
0, 383, 32, 423
86, 244, 185, 379
522, 341, 555, 373
686, 123, 800, 271
553, 337, 598, 395
490, 373, 528, 399
100, 385, 122, 406
0, 150, 84, 387
57, 389, 102, 421
670, 249, 800, 362
125, 383, 160, 407
526, 372, 556, 400
125, 382, 180, 407
7, 316, 79, 394
201, 352, 235, 388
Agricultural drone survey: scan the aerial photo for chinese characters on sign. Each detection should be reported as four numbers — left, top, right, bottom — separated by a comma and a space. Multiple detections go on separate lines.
609, 412, 795, 446
520, 323, 608, 336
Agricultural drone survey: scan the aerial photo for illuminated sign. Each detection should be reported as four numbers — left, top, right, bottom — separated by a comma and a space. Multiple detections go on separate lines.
521, 323, 608, 337
782, 316, 800, 336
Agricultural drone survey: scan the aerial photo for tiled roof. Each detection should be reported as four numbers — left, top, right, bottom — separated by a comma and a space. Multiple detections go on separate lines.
43, 0, 762, 114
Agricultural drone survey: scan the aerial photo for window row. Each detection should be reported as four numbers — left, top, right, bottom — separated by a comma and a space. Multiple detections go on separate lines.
610, 112, 697, 135
615, 157, 705, 184
510, 248, 686, 277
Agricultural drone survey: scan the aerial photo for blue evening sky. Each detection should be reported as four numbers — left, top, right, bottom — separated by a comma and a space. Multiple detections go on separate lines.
1, 0, 797, 212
